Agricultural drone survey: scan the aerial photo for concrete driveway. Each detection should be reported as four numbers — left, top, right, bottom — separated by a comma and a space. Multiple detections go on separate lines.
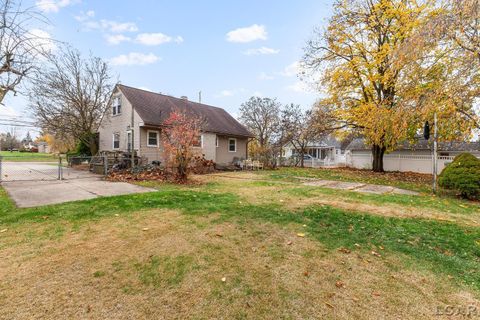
1, 162, 155, 208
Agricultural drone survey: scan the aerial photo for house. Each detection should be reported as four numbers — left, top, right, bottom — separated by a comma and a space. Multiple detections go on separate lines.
283, 136, 347, 166
98, 84, 253, 165
346, 137, 480, 174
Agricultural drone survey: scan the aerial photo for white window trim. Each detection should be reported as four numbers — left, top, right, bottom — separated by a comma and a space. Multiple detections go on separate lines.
112, 132, 120, 150
147, 130, 159, 147
215, 136, 219, 148
228, 138, 237, 152
112, 96, 122, 116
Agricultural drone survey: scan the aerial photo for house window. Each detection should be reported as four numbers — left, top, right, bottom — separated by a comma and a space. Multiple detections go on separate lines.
228, 138, 236, 152
147, 130, 159, 147
193, 134, 203, 148
113, 133, 120, 149
112, 97, 121, 115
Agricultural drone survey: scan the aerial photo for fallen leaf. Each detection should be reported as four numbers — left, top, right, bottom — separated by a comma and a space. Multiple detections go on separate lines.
215, 233, 223, 237
221, 277, 226, 282
0, 229, 7, 233
297, 233, 305, 237
303, 271, 310, 277
372, 292, 381, 297
352, 297, 360, 302
325, 302, 334, 309
354, 243, 361, 248
287, 240, 293, 245
338, 247, 351, 254
335, 280, 345, 288
142, 228, 149, 231
114, 214, 119, 217
371, 251, 381, 257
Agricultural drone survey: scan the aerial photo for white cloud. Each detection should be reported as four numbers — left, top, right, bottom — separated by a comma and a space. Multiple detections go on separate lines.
105, 34, 131, 45
28, 29, 56, 52
214, 88, 245, 98
0, 105, 19, 117
252, 91, 263, 97
286, 81, 310, 93
258, 72, 274, 80
83, 19, 138, 33
135, 33, 171, 46
110, 52, 161, 66
279, 61, 302, 77
243, 46, 279, 56
36, 0, 78, 13
74, 10, 95, 22
226, 24, 267, 43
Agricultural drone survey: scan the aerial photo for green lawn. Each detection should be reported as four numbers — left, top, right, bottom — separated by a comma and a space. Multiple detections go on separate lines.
259, 167, 432, 193
1, 175, 480, 292
0, 151, 57, 162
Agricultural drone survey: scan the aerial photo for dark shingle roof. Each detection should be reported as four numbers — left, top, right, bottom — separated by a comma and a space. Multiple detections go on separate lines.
118, 84, 253, 138
346, 137, 480, 152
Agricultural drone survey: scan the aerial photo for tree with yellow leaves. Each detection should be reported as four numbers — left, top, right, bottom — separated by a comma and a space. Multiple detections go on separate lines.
303, 0, 477, 172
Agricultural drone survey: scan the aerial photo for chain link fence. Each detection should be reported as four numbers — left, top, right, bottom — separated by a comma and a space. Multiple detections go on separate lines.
0, 154, 109, 182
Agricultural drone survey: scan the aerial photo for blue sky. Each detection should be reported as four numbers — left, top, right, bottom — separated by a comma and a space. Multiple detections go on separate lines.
0, 0, 334, 138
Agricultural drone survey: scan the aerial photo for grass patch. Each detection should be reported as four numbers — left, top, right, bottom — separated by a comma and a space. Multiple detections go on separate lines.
1, 174, 480, 293
260, 167, 431, 192
283, 185, 480, 216
135, 255, 195, 288
0, 151, 57, 162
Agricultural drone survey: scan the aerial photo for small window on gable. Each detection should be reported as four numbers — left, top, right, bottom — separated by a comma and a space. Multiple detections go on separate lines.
193, 134, 203, 148
112, 97, 121, 115
228, 138, 236, 152
147, 130, 159, 147
113, 133, 120, 149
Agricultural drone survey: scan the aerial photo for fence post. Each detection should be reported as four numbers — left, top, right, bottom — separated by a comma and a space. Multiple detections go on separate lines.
0, 155, 2, 183
103, 155, 108, 177
58, 156, 63, 180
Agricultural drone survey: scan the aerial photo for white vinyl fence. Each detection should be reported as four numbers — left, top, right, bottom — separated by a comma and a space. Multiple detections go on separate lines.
346, 153, 458, 174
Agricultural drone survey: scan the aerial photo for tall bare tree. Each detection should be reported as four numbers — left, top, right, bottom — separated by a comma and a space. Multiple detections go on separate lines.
239, 96, 282, 165
283, 104, 325, 168
0, 0, 49, 103
29, 47, 113, 155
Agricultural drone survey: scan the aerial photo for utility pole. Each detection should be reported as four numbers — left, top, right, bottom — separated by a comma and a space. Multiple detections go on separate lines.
433, 112, 438, 194
199, 91, 202, 103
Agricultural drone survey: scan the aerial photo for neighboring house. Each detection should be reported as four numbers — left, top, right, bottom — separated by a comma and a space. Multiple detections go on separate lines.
346, 137, 480, 174
37, 142, 51, 154
283, 136, 347, 166
98, 84, 253, 165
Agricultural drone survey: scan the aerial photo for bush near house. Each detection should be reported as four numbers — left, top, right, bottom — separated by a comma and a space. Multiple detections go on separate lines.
439, 153, 480, 199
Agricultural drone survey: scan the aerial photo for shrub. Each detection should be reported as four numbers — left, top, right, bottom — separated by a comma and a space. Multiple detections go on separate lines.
438, 153, 480, 199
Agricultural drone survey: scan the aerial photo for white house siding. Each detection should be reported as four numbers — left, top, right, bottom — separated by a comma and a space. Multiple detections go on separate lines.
200, 133, 217, 161
347, 150, 480, 174
99, 89, 142, 152
137, 130, 218, 163
215, 135, 247, 165
139, 127, 164, 162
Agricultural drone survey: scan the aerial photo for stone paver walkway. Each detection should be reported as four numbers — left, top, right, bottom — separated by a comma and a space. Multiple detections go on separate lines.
302, 179, 419, 195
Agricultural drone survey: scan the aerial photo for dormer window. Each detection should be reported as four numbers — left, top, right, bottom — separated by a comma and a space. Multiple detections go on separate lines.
112, 96, 121, 115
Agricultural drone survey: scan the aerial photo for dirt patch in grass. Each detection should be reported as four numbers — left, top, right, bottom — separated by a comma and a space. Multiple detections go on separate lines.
0, 210, 478, 319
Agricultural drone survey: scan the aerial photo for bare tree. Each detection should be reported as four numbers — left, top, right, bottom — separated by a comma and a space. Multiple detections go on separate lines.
239, 96, 281, 165
29, 47, 113, 155
283, 104, 324, 168
0, 0, 49, 103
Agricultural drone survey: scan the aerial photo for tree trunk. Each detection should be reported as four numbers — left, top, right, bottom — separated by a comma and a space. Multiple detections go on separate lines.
300, 147, 305, 168
371, 144, 386, 172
